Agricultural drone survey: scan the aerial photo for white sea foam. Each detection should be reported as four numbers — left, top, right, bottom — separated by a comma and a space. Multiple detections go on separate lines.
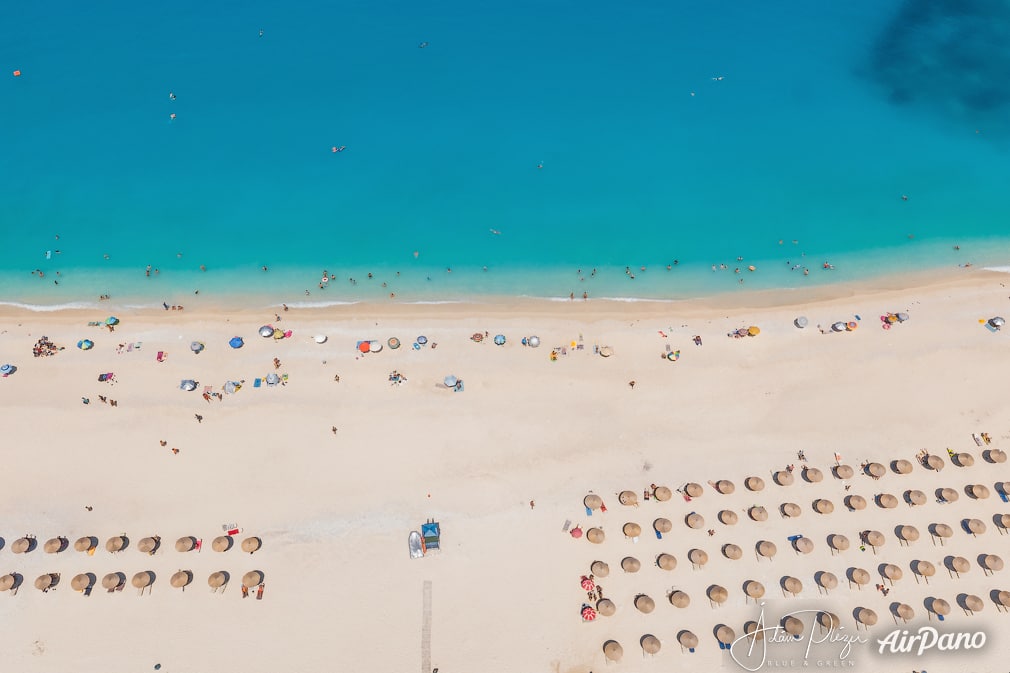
982, 266, 1010, 273
278, 300, 360, 309
0, 301, 99, 312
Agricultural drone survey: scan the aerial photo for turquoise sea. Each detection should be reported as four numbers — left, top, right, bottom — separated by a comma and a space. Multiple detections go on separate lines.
2, 0, 1010, 307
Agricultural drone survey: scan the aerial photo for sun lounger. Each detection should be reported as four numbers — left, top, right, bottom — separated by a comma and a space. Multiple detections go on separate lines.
655, 530, 662, 540
973, 434, 983, 446
562, 519, 571, 532
585, 506, 593, 516
1000, 492, 1009, 504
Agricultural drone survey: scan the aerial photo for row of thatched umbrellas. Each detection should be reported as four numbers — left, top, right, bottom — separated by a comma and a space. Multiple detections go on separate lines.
5, 535, 263, 555
0, 570, 266, 593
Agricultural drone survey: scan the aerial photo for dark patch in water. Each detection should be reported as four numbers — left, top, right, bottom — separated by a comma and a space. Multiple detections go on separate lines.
869, 0, 1010, 131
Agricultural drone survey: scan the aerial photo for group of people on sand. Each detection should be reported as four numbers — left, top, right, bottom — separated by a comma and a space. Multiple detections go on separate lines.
33, 336, 62, 357
240, 583, 266, 600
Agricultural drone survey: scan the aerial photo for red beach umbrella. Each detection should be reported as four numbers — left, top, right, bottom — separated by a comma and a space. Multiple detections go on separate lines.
358, 341, 370, 353
581, 606, 597, 621
581, 576, 595, 591
570, 526, 583, 538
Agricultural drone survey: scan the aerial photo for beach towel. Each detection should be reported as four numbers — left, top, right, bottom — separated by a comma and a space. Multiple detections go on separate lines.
156, 351, 166, 362
127, 343, 133, 352
254, 378, 262, 388
655, 530, 662, 540
203, 386, 212, 394
194, 538, 202, 552
585, 507, 593, 516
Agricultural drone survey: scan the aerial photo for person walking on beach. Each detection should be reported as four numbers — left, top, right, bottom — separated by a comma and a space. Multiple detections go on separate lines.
195, 414, 203, 423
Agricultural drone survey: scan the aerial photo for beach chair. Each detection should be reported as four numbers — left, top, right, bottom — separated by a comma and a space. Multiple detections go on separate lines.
421, 520, 440, 553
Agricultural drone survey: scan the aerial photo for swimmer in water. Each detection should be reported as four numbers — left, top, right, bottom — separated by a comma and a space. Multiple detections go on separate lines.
418, 41, 429, 48
489, 228, 501, 235
169, 92, 176, 101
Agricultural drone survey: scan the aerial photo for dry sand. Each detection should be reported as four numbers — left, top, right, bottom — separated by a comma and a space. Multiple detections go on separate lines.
1, 271, 1009, 673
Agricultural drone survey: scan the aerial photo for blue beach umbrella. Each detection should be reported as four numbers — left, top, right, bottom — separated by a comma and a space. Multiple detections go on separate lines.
190, 341, 205, 353
417, 335, 428, 345
105, 316, 119, 326
179, 379, 198, 391
77, 339, 94, 350
443, 375, 457, 388
0, 364, 16, 376
229, 337, 244, 349
493, 334, 506, 346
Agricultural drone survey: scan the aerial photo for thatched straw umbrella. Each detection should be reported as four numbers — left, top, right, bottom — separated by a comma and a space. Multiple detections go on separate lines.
175, 536, 196, 552
635, 594, 656, 614
926, 454, 944, 471
34, 574, 56, 591
745, 476, 765, 492
685, 513, 704, 529
137, 537, 159, 554
132, 571, 153, 589
928, 598, 950, 619
744, 620, 759, 643
677, 631, 698, 651
781, 502, 801, 518
996, 591, 1010, 610
654, 486, 672, 501
938, 487, 959, 503
865, 530, 885, 551
882, 564, 903, 584
621, 556, 641, 573
816, 571, 838, 594
782, 616, 804, 636
756, 540, 777, 560
669, 590, 690, 608
782, 576, 802, 597
74, 536, 95, 552
1000, 513, 1010, 532
966, 519, 986, 536
242, 571, 264, 588
597, 598, 616, 616
623, 522, 642, 538
170, 571, 192, 589
866, 462, 885, 478
641, 635, 661, 655
70, 573, 92, 591
43, 537, 66, 554
1000, 481, 1010, 496
591, 561, 610, 577
848, 567, 870, 589
587, 528, 605, 544
794, 537, 814, 554
854, 607, 878, 630
827, 534, 850, 554
817, 611, 841, 632
749, 506, 768, 521
803, 467, 824, 483
105, 535, 126, 553
723, 544, 743, 560
618, 490, 638, 506
744, 580, 765, 602
656, 554, 677, 571
653, 518, 672, 534
719, 510, 739, 525
688, 548, 709, 568
963, 594, 984, 614
981, 554, 1004, 574
892, 459, 914, 475
947, 556, 970, 577
11, 537, 32, 554
715, 479, 735, 494
584, 494, 603, 510
707, 584, 728, 606
968, 484, 990, 499
211, 536, 232, 552
813, 499, 834, 514
603, 640, 623, 661
685, 482, 703, 497
773, 470, 794, 486
912, 560, 936, 584
0, 574, 17, 591
953, 452, 974, 467
930, 523, 953, 545
897, 525, 920, 545
985, 448, 1007, 464
877, 493, 899, 509
101, 573, 122, 590
834, 464, 854, 480
894, 603, 915, 623
207, 571, 229, 589
845, 495, 866, 511
716, 625, 736, 645
906, 489, 927, 506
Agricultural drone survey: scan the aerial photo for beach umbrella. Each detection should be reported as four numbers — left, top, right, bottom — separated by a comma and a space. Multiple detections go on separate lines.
190, 341, 204, 353
415, 335, 428, 346
0, 364, 15, 376
623, 522, 642, 538
621, 556, 641, 573
654, 486, 672, 501
895, 603, 915, 622
74, 536, 94, 552
583, 494, 603, 510
985, 448, 1007, 463
855, 608, 878, 628
818, 611, 841, 631
228, 336, 244, 349
846, 495, 867, 510
1001, 514, 1010, 531
101, 573, 122, 590
939, 487, 959, 503
273, 328, 284, 340
719, 510, 739, 525
745, 476, 765, 491
309, 334, 326, 344
367, 340, 382, 352
179, 379, 197, 391
0, 574, 16, 591
241, 537, 262, 553
866, 462, 885, 478
70, 574, 92, 591
715, 479, 735, 494
526, 336, 539, 348
258, 326, 274, 338
744, 580, 765, 600
794, 537, 814, 554
224, 381, 239, 394
597, 598, 616, 616
830, 321, 845, 331
618, 490, 637, 506
590, 560, 609, 577
865, 530, 885, 549
207, 571, 229, 588
242, 571, 264, 588
132, 571, 153, 589
657, 553, 677, 570
906, 489, 927, 506
969, 484, 990, 499
954, 452, 974, 467
685, 482, 703, 497
926, 454, 944, 471
828, 534, 850, 553
747, 326, 760, 336
929, 598, 951, 617
749, 506, 768, 521
816, 572, 838, 592
635, 594, 656, 613
967, 519, 986, 536
493, 334, 506, 345
963, 594, 984, 614
794, 316, 808, 328
716, 625, 736, 645
744, 621, 760, 642
641, 635, 662, 655
756, 541, 777, 559
105, 535, 126, 553
989, 317, 1006, 329
813, 499, 834, 514
893, 459, 914, 474
211, 535, 233, 552
783, 576, 802, 596
34, 574, 54, 591
677, 631, 698, 650
913, 560, 936, 583
707, 584, 728, 605
170, 571, 192, 589
685, 513, 704, 529
688, 548, 709, 568
603, 640, 623, 661
654, 518, 672, 534
265, 372, 280, 385
175, 536, 196, 552
106, 316, 119, 326
781, 502, 801, 518
896, 312, 909, 322
77, 339, 94, 350
1001, 482, 1010, 496
882, 564, 903, 583
803, 467, 824, 483
834, 464, 854, 479
598, 345, 613, 357
782, 616, 804, 636
386, 337, 400, 349
948, 556, 970, 576
586, 528, 605, 544
878, 493, 899, 509
773, 470, 794, 486
999, 592, 1010, 608
897, 526, 920, 544
981, 554, 1003, 572
931, 523, 954, 543
723, 543, 743, 560
43, 537, 65, 554
669, 590, 691, 608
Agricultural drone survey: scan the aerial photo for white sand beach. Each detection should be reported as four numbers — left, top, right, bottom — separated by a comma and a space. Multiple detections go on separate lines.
1, 271, 1009, 673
